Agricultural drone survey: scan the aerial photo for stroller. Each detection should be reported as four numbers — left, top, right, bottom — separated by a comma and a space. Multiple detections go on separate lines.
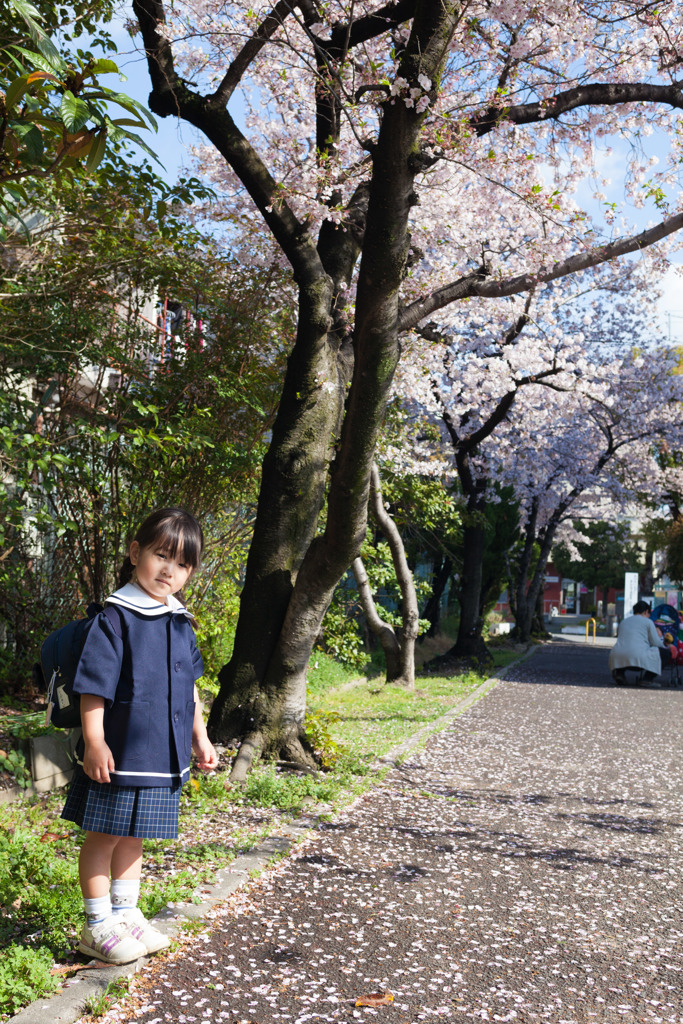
612, 603, 682, 686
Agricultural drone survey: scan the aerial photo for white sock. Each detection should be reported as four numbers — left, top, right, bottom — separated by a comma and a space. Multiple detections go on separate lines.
84, 894, 112, 927
110, 878, 140, 915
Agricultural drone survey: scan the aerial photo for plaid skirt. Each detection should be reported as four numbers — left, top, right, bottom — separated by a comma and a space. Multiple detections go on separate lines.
61, 767, 182, 839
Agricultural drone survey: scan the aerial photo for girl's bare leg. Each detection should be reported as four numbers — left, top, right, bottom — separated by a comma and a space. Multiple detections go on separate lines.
111, 836, 143, 880
79, 833, 143, 897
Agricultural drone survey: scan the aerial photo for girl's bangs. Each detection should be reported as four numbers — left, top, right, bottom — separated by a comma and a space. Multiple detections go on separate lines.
141, 510, 204, 569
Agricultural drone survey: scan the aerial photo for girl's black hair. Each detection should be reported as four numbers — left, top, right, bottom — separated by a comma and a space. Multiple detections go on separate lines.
119, 507, 204, 589
633, 600, 650, 615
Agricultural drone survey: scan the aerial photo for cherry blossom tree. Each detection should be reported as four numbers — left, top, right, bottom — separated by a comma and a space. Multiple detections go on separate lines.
132, 0, 683, 776
389, 263, 634, 659
392, 256, 683, 650
504, 348, 683, 640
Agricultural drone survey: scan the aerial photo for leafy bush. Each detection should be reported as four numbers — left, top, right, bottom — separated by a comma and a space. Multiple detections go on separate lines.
0, 747, 31, 788
303, 708, 344, 769
0, 944, 56, 1014
0, 827, 81, 957
189, 569, 242, 695
318, 587, 367, 670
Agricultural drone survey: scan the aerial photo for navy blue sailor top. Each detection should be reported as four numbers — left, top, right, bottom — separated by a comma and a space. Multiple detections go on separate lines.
73, 582, 204, 788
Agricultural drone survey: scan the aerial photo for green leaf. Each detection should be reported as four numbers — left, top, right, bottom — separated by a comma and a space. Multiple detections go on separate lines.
5, 75, 30, 110
87, 58, 120, 76
10, 0, 61, 66
109, 116, 150, 130
13, 122, 44, 160
34, 29, 62, 67
95, 92, 158, 131
3, 182, 30, 203
60, 91, 91, 132
11, 44, 66, 76
120, 130, 160, 163
85, 129, 107, 172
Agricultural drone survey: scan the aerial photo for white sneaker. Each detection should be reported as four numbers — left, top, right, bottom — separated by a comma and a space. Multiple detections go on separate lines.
78, 917, 147, 965
118, 907, 170, 954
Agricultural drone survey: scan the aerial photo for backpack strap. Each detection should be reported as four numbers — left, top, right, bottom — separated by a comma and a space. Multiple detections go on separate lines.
102, 603, 124, 639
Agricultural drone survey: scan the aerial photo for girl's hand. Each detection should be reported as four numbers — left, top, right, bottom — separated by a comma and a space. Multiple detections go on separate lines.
81, 694, 115, 783
83, 738, 116, 784
191, 686, 218, 771
192, 734, 218, 772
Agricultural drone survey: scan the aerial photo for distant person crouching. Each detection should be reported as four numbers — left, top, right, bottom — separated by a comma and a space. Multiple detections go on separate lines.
609, 600, 674, 683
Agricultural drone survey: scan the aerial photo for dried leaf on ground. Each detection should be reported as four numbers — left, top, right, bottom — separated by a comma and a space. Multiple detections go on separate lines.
50, 961, 111, 976
354, 991, 394, 1007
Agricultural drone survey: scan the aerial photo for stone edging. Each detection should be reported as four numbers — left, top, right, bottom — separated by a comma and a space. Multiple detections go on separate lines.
9, 649, 536, 1024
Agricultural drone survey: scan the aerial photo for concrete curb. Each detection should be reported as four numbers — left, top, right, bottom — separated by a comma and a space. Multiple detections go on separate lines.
9, 651, 532, 1023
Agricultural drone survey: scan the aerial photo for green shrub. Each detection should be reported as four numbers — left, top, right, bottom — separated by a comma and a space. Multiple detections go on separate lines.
0, 944, 56, 1015
188, 560, 243, 697
318, 596, 367, 670
0, 747, 31, 789
303, 708, 344, 768
0, 827, 81, 958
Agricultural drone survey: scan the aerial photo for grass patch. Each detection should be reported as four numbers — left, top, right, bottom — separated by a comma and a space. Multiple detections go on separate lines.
310, 669, 484, 760
306, 650, 366, 696
490, 647, 525, 670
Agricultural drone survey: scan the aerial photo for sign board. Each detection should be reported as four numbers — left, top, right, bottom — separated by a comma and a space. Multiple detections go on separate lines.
624, 572, 639, 617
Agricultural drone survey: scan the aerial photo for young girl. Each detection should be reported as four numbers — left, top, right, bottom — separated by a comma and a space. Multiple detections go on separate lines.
61, 507, 218, 965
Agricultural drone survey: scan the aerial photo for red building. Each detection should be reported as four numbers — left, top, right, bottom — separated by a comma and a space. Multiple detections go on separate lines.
493, 564, 624, 620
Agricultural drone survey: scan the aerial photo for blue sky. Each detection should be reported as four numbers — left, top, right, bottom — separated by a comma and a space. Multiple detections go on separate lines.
102, 20, 206, 182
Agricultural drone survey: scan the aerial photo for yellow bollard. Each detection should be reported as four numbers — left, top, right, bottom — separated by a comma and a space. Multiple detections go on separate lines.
585, 617, 596, 644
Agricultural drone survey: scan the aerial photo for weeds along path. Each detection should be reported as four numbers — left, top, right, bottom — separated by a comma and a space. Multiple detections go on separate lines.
101, 640, 683, 1023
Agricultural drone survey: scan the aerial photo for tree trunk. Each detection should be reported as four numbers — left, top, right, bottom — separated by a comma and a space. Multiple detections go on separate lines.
453, 519, 488, 656
532, 586, 547, 636
351, 463, 419, 688
514, 516, 560, 643
432, 515, 491, 666
422, 554, 453, 637
511, 497, 538, 643
642, 548, 654, 595
194, 3, 464, 779
352, 556, 404, 684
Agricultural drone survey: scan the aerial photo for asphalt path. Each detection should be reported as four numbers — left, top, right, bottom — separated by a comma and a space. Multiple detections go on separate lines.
111, 640, 683, 1024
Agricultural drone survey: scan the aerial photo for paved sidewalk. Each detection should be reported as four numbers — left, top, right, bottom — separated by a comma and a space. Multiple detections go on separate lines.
59, 643, 683, 1021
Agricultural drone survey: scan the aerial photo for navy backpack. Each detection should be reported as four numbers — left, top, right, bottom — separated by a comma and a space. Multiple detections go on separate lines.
37, 603, 122, 728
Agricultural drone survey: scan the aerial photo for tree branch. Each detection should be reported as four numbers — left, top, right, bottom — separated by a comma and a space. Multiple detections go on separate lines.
328, 0, 417, 53
399, 211, 683, 331
211, 0, 296, 107
133, 0, 325, 284
471, 81, 683, 136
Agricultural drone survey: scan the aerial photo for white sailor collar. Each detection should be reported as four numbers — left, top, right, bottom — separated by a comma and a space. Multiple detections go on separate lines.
105, 582, 193, 618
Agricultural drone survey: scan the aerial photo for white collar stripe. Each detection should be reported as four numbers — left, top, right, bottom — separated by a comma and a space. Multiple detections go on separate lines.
104, 582, 192, 618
